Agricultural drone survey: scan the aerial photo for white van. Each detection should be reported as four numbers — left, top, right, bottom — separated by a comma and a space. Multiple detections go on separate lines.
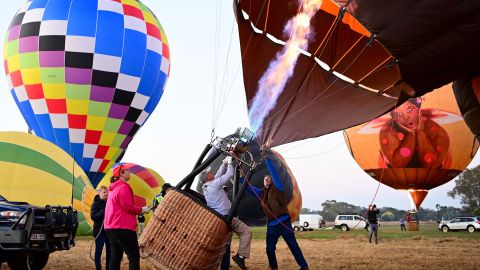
293, 214, 325, 231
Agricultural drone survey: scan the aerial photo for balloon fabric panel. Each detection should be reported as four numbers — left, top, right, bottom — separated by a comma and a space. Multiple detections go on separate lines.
0, 131, 96, 235
4, 0, 170, 186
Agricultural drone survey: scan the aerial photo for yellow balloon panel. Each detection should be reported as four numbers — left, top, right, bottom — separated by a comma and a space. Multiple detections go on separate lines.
0, 131, 95, 235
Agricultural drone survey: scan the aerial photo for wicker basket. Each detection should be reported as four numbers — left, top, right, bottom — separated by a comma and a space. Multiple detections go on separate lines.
139, 189, 232, 270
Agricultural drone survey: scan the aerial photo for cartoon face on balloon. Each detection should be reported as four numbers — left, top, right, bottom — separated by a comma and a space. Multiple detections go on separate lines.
344, 85, 479, 209
4, 0, 170, 186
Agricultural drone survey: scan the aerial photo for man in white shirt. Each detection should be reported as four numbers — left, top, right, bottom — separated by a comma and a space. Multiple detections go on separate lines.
201, 156, 251, 270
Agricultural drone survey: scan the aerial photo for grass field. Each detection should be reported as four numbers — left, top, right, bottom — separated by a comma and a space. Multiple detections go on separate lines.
2, 222, 479, 269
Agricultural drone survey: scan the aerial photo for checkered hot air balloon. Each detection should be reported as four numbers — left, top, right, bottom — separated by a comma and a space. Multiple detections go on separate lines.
3, 0, 170, 186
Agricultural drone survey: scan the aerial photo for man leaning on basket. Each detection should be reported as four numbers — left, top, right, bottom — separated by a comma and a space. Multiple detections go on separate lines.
201, 156, 252, 270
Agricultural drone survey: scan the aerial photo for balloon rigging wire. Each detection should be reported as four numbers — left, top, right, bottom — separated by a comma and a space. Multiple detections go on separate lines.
211, 0, 270, 131
212, 0, 222, 132
212, 19, 237, 129
255, 6, 390, 138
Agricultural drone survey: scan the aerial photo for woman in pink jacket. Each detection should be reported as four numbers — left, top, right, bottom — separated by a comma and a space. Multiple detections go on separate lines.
104, 164, 151, 270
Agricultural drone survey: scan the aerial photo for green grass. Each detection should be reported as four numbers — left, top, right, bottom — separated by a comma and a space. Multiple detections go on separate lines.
247, 223, 480, 240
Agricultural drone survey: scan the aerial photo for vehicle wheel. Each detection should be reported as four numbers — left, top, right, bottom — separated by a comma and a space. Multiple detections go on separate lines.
303, 221, 309, 227
467, 225, 475, 233
294, 226, 300, 232
341, 224, 349, 231
441, 226, 449, 232
299, 226, 305, 231
7, 251, 49, 270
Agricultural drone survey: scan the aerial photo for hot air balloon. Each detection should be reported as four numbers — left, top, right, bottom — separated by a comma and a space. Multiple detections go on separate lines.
453, 77, 480, 141
344, 85, 479, 209
97, 162, 165, 226
0, 131, 96, 235
195, 140, 302, 225
234, 0, 417, 146
3, 0, 171, 186
335, 0, 480, 96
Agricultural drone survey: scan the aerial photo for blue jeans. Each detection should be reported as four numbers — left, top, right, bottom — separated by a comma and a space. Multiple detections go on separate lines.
369, 223, 378, 243
94, 230, 111, 270
266, 218, 308, 269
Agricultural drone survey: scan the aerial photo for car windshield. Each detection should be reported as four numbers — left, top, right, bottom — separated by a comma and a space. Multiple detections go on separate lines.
0, 195, 5, 201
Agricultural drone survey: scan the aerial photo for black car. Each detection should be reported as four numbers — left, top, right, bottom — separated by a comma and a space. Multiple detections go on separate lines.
0, 195, 78, 269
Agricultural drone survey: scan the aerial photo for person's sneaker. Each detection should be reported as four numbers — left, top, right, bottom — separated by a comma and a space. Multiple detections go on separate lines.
232, 254, 247, 270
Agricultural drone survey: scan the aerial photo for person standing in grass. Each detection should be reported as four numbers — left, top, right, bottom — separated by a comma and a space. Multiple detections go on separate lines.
367, 204, 380, 244
400, 217, 406, 231
243, 159, 309, 270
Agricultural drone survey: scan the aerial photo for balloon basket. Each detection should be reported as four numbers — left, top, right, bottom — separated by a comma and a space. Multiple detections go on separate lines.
139, 189, 231, 270
407, 221, 419, 231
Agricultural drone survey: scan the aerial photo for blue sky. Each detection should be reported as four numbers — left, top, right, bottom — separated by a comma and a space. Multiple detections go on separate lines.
1, 0, 477, 211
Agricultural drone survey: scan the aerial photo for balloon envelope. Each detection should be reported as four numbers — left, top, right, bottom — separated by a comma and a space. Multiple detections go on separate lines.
344, 85, 479, 208
453, 77, 480, 140
235, 0, 409, 147
337, 0, 480, 95
4, 0, 171, 186
97, 162, 165, 226
0, 131, 96, 235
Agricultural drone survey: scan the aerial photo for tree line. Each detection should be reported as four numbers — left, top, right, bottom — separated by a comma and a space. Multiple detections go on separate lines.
301, 200, 467, 222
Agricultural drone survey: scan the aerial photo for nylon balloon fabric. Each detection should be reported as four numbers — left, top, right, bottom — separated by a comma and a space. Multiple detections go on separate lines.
4, 0, 170, 186
0, 131, 96, 235
344, 85, 479, 209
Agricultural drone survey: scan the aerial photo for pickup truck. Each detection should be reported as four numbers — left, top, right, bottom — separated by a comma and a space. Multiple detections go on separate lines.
0, 195, 78, 269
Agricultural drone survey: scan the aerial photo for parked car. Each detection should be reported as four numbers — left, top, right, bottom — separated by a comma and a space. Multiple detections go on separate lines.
438, 216, 480, 233
334, 214, 368, 231
0, 195, 78, 269
293, 214, 326, 231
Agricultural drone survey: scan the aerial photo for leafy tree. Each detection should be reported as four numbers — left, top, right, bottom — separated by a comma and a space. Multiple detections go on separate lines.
448, 166, 480, 214
380, 211, 395, 221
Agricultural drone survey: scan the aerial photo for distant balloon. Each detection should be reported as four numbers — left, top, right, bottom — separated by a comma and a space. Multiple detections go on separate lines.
97, 162, 165, 226
0, 131, 96, 235
4, 0, 171, 186
344, 85, 479, 209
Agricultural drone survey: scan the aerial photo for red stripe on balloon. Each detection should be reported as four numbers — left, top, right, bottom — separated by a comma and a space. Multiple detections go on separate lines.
123, 4, 144, 20
85, 130, 102, 144
146, 23, 160, 39
25, 84, 44, 99
46, 99, 66, 113
9, 70, 23, 87
95, 145, 109, 159
133, 195, 146, 207
67, 114, 87, 129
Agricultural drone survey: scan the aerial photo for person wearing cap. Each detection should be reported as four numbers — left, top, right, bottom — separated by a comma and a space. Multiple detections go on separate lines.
242, 159, 308, 270
104, 164, 151, 270
152, 183, 173, 210
201, 156, 252, 270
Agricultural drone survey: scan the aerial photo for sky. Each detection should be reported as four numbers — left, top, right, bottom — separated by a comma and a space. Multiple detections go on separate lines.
1, 0, 478, 211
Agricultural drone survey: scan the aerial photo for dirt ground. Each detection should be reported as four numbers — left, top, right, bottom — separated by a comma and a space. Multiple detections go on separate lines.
4, 236, 479, 270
